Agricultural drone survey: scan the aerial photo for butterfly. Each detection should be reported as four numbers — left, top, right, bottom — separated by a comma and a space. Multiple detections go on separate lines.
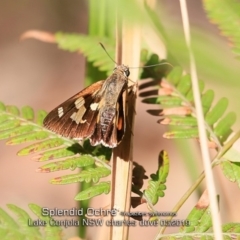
43, 64, 131, 148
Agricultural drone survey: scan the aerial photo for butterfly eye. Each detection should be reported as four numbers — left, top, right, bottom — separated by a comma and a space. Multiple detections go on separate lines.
124, 68, 130, 77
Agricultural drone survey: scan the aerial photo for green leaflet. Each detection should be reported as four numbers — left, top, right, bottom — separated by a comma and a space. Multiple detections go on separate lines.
164, 128, 198, 139
177, 74, 192, 95
6, 204, 41, 238
0, 204, 61, 240
0, 115, 9, 124
51, 167, 111, 184
36, 110, 47, 126
29, 204, 62, 240
205, 98, 228, 126
222, 223, 240, 233
195, 209, 212, 233
0, 119, 21, 131
214, 112, 236, 143
0, 125, 35, 140
34, 147, 77, 162
159, 116, 197, 126
6, 131, 49, 145
144, 151, 169, 205
142, 96, 182, 106
181, 204, 211, 234
167, 66, 183, 85
21, 106, 34, 120
0, 230, 25, 240
0, 208, 19, 229
75, 182, 110, 201
221, 160, 240, 188
0, 101, 6, 111
17, 138, 64, 156
140, 54, 170, 80
55, 32, 115, 75
186, 80, 205, 102
222, 148, 240, 163
201, 90, 214, 115
0, 105, 51, 147
38, 155, 95, 172
6, 105, 20, 116
203, 0, 240, 58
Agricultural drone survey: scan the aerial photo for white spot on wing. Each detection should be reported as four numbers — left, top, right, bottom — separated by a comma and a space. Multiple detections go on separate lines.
70, 111, 87, 124
70, 112, 76, 121
58, 107, 64, 118
75, 97, 85, 109
90, 103, 99, 111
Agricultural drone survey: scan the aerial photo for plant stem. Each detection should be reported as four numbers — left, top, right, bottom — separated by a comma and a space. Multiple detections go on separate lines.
157, 171, 205, 237
110, 4, 141, 240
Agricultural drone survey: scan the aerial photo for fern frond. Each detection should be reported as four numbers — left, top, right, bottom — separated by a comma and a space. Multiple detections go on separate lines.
38, 155, 96, 172
17, 138, 64, 156
50, 167, 111, 184
75, 182, 110, 201
55, 32, 115, 74
22, 30, 116, 75
222, 223, 240, 236
0, 204, 62, 240
0, 101, 112, 200
140, 55, 237, 150
29, 204, 62, 239
168, 192, 240, 240
180, 204, 212, 234
203, 0, 240, 57
144, 151, 169, 206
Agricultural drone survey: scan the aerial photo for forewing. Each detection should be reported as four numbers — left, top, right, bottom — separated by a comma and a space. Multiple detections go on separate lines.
43, 80, 104, 139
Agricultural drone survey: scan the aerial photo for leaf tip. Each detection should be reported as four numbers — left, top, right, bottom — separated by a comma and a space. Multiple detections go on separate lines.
20, 30, 56, 43
36, 167, 51, 173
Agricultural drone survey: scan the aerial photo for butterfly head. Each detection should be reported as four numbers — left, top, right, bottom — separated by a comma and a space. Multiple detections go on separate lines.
114, 64, 130, 78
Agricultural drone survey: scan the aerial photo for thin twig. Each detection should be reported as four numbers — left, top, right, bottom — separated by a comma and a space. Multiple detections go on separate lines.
179, 1, 223, 239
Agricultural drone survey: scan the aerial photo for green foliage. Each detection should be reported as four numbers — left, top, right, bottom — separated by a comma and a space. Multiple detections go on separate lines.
221, 161, 240, 188
203, 0, 240, 57
18, 138, 64, 156
75, 182, 110, 201
0, 101, 111, 200
140, 54, 240, 192
144, 151, 169, 206
39, 155, 96, 172
51, 167, 111, 184
157, 203, 240, 239
55, 32, 115, 75
140, 55, 237, 148
0, 204, 62, 240
28, 204, 62, 240
180, 205, 212, 234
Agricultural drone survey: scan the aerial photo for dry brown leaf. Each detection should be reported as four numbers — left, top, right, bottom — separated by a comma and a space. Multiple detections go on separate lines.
20, 30, 56, 43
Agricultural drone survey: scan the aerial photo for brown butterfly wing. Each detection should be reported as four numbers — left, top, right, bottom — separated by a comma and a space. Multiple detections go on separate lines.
43, 80, 104, 140
90, 90, 127, 148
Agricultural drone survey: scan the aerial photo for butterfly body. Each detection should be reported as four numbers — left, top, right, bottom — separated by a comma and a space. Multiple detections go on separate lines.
43, 64, 130, 148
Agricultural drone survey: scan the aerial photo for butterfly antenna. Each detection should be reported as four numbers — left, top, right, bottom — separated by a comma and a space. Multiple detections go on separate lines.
99, 42, 118, 65
129, 62, 173, 69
